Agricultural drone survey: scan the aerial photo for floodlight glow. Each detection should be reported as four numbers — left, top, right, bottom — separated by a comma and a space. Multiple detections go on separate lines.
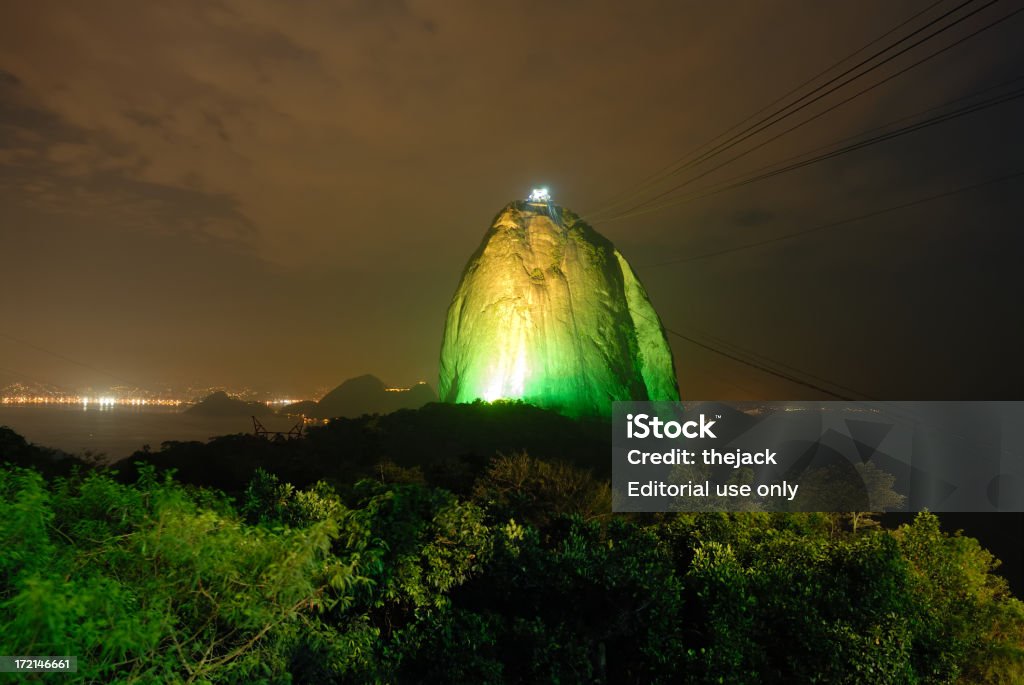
439, 200, 680, 417
528, 187, 550, 202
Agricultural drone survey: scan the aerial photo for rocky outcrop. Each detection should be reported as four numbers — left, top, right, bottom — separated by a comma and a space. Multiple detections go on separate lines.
186, 391, 274, 417
439, 200, 679, 417
279, 375, 437, 419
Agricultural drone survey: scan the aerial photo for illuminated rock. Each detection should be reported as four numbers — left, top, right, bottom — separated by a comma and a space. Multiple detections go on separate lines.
439, 200, 679, 417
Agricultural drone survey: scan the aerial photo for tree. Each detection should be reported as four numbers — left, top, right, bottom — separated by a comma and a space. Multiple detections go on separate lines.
472, 451, 611, 528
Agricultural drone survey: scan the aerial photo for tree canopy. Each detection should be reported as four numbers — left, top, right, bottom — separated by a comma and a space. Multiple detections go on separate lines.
1, 420, 1022, 683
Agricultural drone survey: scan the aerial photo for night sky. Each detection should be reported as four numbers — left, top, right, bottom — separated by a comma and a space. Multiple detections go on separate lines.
1, 0, 1022, 400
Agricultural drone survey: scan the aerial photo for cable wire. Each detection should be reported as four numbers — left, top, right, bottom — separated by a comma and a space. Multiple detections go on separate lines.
603, 83, 1024, 222
638, 168, 1024, 267
581, 0, 958, 219
599, 2, 1021, 221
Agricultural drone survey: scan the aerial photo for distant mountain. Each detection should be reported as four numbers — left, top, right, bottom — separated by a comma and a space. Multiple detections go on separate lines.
187, 391, 274, 417
279, 375, 437, 419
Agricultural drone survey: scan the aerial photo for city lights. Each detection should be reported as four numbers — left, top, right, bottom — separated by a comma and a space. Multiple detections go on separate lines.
0, 395, 184, 407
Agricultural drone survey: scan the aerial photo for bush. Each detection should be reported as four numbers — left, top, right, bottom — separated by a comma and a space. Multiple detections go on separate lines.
0, 460, 1020, 683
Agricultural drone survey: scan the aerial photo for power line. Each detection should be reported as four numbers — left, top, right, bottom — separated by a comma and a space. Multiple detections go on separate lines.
585, 0, 990, 220
0, 332, 134, 385
656, 0, 993, 175
662, 324, 856, 400
581, 0, 956, 219
601, 2, 1022, 221
678, 325, 878, 400
639, 168, 1024, 268
675, 326, 1023, 458
620, 169, 1024, 397
628, 308, 859, 399
569, 2, 1022, 401
602, 82, 1024, 222
690, 366, 770, 400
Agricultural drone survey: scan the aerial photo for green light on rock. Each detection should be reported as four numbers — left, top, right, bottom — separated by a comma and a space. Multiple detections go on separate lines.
439, 199, 679, 417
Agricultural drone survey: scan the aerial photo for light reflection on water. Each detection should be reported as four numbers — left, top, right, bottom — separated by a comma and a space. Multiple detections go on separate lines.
0, 404, 298, 463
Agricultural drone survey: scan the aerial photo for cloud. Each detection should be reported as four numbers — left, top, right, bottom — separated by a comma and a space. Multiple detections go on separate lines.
1, 1, 1021, 396
2, 1, 912, 267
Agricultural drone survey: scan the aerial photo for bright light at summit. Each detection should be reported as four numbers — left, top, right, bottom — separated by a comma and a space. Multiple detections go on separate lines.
527, 187, 550, 202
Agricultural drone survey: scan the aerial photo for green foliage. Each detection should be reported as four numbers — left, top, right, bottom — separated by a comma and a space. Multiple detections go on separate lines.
400, 515, 688, 683
0, 466, 363, 683
472, 451, 611, 528
795, 461, 906, 533
0, 457, 1021, 684
959, 595, 1024, 685
897, 511, 1024, 684
241, 468, 342, 527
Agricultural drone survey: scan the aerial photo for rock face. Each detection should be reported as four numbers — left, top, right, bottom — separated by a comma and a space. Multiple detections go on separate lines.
439, 200, 679, 417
